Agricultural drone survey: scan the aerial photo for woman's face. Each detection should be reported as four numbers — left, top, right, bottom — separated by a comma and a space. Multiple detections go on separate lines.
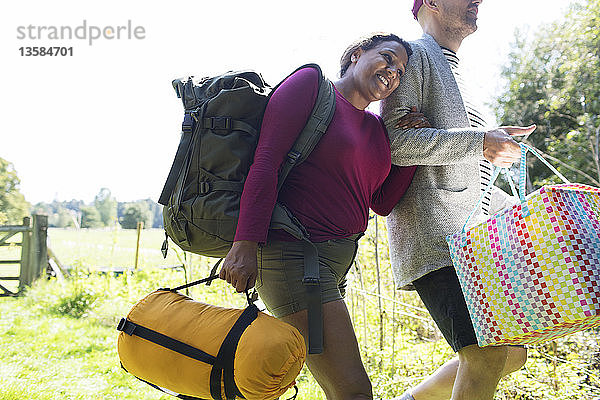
351, 41, 408, 102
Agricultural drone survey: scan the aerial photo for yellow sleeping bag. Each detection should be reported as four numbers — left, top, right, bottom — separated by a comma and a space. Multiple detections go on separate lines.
117, 287, 306, 400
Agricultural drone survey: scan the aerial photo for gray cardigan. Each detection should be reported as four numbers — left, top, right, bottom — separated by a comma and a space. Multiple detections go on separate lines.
380, 34, 487, 288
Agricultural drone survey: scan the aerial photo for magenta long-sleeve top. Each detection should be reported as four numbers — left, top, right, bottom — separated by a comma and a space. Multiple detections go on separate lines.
234, 67, 415, 243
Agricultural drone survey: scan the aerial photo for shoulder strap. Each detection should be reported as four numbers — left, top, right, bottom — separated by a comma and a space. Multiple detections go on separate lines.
275, 64, 336, 192
267, 64, 336, 355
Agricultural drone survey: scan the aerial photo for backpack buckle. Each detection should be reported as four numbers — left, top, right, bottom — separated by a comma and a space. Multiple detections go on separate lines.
117, 318, 137, 336
302, 277, 319, 286
199, 181, 211, 194
287, 150, 301, 164
206, 117, 231, 131
182, 113, 194, 133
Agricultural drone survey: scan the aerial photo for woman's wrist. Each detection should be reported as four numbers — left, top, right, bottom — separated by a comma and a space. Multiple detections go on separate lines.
232, 240, 258, 250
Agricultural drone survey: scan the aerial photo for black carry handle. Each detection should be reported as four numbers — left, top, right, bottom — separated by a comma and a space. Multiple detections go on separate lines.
168, 259, 258, 307
170, 259, 222, 292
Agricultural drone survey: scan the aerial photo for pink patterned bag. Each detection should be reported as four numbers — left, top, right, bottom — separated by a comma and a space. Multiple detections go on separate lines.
447, 144, 600, 346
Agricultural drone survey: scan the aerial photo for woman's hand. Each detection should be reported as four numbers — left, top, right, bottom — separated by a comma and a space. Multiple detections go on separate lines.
395, 106, 431, 129
219, 241, 259, 292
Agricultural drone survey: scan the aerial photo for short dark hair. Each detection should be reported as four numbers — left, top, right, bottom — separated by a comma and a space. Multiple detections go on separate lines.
339, 33, 413, 77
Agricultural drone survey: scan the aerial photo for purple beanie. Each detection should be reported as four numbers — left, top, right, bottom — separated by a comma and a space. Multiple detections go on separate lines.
412, 0, 423, 20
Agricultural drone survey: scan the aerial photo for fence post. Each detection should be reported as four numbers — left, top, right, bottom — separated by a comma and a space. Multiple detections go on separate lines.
18, 217, 31, 290
29, 214, 48, 284
134, 221, 144, 270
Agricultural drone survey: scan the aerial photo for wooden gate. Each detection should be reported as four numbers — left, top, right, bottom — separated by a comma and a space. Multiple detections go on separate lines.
0, 215, 48, 296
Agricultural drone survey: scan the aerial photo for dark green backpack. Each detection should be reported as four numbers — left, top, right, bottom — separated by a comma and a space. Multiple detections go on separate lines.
159, 64, 335, 257
158, 64, 336, 354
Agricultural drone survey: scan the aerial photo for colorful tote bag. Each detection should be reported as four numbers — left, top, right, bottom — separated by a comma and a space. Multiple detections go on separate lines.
447, 144, 600, 346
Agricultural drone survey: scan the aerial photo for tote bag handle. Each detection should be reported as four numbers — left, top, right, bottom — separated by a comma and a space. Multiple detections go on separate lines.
461, 143, 570, 234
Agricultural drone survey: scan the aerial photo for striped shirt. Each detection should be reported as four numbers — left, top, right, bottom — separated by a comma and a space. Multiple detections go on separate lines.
442, 47, 493, 215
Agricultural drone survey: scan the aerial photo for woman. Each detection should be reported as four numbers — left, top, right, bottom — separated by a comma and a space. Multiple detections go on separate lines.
219, 33, 424, 400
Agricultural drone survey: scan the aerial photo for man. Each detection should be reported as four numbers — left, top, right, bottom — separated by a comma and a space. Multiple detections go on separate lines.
381, 1, 535, 399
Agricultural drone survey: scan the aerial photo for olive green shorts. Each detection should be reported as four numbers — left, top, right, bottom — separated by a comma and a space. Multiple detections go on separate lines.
255, 233, 363, 318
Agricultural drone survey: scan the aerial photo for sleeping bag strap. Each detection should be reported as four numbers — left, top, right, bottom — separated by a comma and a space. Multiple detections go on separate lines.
210, 303, 259, 400
285, 386, 299, 400
120, 367, 204, 400
116, 318, 217, 366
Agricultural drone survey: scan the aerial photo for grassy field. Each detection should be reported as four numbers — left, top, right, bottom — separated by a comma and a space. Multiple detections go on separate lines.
1, 223, 599, 399
46, 227, 198, 270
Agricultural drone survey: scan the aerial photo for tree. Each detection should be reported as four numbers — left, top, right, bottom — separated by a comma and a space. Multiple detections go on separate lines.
80, 206, 103, 228
140, 198, 163, 228
33, 200, 83, 228
0, 157, 30, 225
56, 208, 77, 228
494, 0, 600, 187
120, 201, 153, 229
94, 188, 117, 227
33, 203, 75, 228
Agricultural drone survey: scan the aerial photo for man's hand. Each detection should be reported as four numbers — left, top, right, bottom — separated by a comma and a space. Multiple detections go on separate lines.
219, 241, 258, 292
483, 125, 536, 168
395, 106, 431, 129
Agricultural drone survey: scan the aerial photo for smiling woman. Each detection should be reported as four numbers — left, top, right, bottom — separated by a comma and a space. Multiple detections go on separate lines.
336, 34, 412, 110
217, 32, 421, 400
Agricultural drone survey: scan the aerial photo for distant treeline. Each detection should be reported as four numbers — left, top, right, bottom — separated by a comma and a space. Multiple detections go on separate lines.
31, 188, 163, 229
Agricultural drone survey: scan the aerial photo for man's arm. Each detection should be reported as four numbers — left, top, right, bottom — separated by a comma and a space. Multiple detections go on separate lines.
381, 46, 486, 166
386, 125, 486, 166
381, 45, 535, 168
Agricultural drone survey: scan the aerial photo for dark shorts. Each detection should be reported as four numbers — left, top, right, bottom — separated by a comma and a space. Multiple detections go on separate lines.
412, 266, 479, 352
255, 233, 362, 318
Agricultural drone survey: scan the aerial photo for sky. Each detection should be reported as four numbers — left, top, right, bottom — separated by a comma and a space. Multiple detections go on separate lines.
1, 0, 572, 205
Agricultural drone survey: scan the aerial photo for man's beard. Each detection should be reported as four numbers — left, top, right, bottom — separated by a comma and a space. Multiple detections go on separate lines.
443, 10, 478, 42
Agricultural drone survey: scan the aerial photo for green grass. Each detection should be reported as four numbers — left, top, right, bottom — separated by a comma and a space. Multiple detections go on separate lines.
1, 223, 600, 399
46, 227, 196, 270
0, 295, 170, 400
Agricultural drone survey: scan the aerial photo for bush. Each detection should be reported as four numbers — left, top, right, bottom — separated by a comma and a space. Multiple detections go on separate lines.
22, 275, 99, 319
49, 287, 98, 318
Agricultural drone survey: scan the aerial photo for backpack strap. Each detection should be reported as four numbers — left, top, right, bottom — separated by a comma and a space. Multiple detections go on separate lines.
275, 64, 336, 190
267, 204, 323, 355
302, 240, 323, 354
269, 64, 336, 355
158, 110, 196, 206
